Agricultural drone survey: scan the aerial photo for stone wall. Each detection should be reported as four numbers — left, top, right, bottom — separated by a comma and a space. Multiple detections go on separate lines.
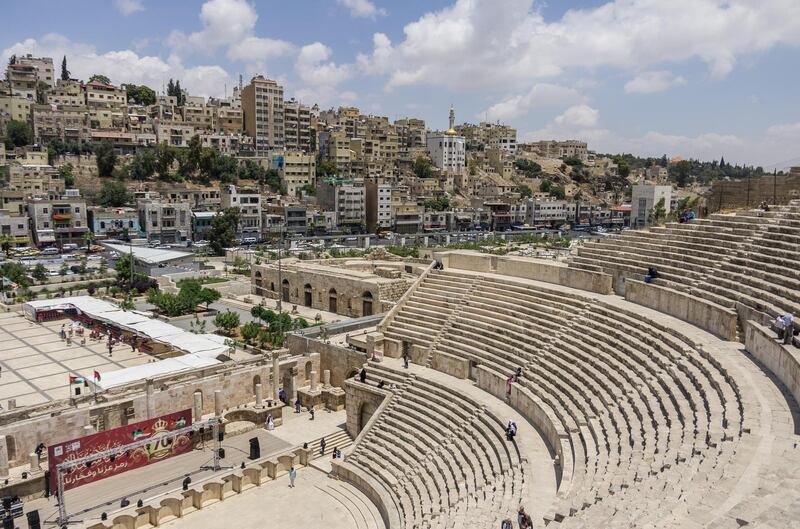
624, 279, 738, 341
344, 378, 389, 438
431, 350, 470, 379
706, 170, 800, 213
0, 355, 315, 468
744, 320, 800, 408
435, 250, 613, 294
286, 333, 367, 388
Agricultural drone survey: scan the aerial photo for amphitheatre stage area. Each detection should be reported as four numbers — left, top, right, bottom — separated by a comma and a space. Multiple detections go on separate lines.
0, 201, 798, 529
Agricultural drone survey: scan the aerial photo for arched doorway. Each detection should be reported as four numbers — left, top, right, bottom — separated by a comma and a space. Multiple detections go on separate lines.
304, 284, 312, 307
358, 401, 377, 434
254, 271, 262, 288
362, 291, 374, 317
281, 279, 290, 302
329, 288, 338, 313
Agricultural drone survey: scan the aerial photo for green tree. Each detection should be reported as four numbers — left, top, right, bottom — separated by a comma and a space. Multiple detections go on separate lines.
127, 150, 156, 181
516, 184, 533, 198
197, 287, 221, 310
60, 55, 70, 81
88, 74, 111, 85
0, 235, 13, 256
413, 156, 434, 178
648, 198, 668, 226
154, 144, 176, 180
514, 159, 542, 177
96, 180, 132, 207
208, 208, 240, 256
669, 160, 693, 187
124, 84, 156, 106
115, 253, 132, 279
59, 263, 69, 276
424, 196, 451, 211
58, 163, 75, 187
300, 183, 316, 196
83, 231, 96, 253
94, 141, 117, 177
240, 321, 260, 345
32, 263, 48, 283
5, 120, 33, 149
213, 310, 240, 336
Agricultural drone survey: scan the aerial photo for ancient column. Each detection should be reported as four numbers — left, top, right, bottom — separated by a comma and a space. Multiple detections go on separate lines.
214, 390, 223, 417
272, 354, 281, 402
290, 367, 299, 402
323, 370, 331, 388
29, 452, 40, 472
255, 383, 263, 407
0, 436, 9, 478
363, 237, 370, 249
145, 379, 155, 419
193, 392, 203, 421
310, 371, 318, 392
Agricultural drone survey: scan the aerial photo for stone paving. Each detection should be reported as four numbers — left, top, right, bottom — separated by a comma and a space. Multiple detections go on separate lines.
0, 312, 151, 407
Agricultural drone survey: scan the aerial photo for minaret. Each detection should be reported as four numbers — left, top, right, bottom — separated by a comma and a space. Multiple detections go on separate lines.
449, 105, 455, 131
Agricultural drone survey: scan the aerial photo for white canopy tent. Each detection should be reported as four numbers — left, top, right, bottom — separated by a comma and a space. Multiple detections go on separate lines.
24, 296, 229, 389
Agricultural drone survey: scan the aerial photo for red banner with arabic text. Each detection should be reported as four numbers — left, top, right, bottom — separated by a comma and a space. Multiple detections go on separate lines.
47, 410, 193, 494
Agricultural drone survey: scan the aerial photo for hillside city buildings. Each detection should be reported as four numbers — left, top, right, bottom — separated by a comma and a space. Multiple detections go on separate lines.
0, 54, 724, 247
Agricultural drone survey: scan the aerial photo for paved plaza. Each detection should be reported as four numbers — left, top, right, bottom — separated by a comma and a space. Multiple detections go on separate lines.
0, 311, 151, 407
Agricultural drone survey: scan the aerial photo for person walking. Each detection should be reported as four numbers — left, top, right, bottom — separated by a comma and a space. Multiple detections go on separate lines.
288, 467, 297, 488
309, 406, 315, 420
265, 414, 274, 431
783, 313, 795, 344
295, 398, 301, 413
359, 367, 367, 384
320, 437, 326, 456
107, 337, 113, 357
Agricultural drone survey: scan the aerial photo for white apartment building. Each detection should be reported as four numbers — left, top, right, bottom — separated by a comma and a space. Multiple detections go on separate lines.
365, 181, 393, 232
631, 185, 672, 228
220, 185, 262, 240
426, 107, 466, 174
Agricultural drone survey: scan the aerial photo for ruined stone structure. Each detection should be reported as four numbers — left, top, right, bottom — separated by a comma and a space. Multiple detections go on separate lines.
327, 202, 800, 528
252, 257, 424, 318
705, 168, 800, 213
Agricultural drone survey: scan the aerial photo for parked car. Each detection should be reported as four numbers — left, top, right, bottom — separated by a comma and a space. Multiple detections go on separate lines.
40, 247, 60, 255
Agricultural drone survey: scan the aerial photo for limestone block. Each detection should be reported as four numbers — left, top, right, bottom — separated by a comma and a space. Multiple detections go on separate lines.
214, 390, 223, 417
255, 383, 263, 407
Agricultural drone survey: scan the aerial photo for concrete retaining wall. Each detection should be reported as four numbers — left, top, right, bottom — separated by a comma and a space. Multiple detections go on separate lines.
744, 320, 800, 408
431, 350, 469, 379
624, 280, 738, 341
436, 250, 612, 294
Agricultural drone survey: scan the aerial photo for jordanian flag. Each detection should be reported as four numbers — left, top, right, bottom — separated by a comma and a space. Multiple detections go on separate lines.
69, 376, 85, 385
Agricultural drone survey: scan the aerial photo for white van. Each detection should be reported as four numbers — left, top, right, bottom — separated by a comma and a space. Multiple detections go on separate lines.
40, 247, 60, 255
243, 236, 258, 245
62, 243, 79, 252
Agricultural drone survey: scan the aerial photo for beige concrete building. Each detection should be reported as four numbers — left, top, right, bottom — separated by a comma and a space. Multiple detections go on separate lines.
32, 104, 90, 144
85, 80, 127, 129
275, 151, 316, 197
8, 164, 65, 195
182, 97, 215, 130
0, 94, 32, 123
252, 257, 419, 317
526, 139, 589, 161
27, 194, 89, 246
241, 75, 284, 154
284, 98, 312, 152
0, 214, 30, 247
317, 181, 365, 232
137, 199, 192, 243
395, 118, 427, 149
156, 122, 197, 147
16, 55, 55, 88
45, 79, 85, 107
6, 62, 39, 100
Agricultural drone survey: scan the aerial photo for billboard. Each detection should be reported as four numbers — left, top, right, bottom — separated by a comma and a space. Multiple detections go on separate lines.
47, 410, 193, 494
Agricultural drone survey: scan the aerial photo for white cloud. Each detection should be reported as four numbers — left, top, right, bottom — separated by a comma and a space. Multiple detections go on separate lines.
483, 83, 585, 121
625, 71, 687, 94
114, 0, 144, 16
554, 104, 599, 128
227, 36, 296, 63
359, 0, 800, 91
294, 42, 353, 105
337, 0, 386, 19
1, 34, 233, 97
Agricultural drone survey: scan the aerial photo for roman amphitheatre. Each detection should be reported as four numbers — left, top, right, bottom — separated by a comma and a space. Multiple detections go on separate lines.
1, 200, 799, 529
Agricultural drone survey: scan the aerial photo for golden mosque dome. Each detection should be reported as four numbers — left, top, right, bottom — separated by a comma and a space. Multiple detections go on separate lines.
445, 128, 457, 135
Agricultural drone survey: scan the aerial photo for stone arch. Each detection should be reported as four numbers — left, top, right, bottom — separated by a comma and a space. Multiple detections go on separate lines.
358, 401, 377, 433
362, 291, 374, 317
304, 361, 312, 383
270, 282, 275, 292
254, 270, 262, 288
304, 284, 313, 307
281, 279, 290, 302
328, 288, 338, 313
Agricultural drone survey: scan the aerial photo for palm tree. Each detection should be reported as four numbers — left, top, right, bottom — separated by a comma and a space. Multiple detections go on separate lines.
83, 231, 96, 254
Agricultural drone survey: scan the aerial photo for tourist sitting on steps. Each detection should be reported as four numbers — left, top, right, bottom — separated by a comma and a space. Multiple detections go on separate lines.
359, 367, 367, 384
644, 266, 659, 283
782, 313, 795, 345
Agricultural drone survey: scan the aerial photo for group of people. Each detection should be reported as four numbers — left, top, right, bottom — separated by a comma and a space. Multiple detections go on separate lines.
774, 313, 796, 345
678, 209, 697, 223
505, 421, 518, 442
505, 367, 523, 397
319, 437, 343, 459
501, 507, 532, 528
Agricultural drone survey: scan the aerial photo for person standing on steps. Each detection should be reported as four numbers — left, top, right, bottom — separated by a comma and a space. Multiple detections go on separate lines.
359, 367, 367, 384
288, 467, 297, 488
506, 374, 513, 398
403, 352, 409, 369
295, 398, 301, 413
320, 437, 326, 455
783, 313, 795, 344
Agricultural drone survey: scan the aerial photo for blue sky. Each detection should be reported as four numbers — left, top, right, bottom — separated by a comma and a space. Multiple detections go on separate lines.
4, 0, 800, 168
